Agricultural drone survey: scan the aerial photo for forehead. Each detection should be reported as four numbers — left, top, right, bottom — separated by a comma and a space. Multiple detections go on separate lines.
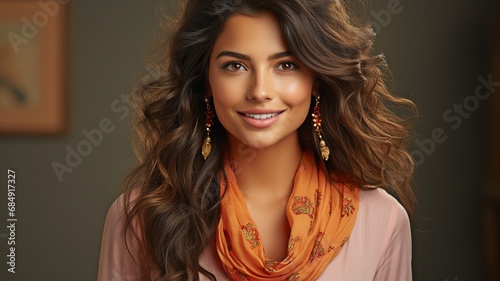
211, 12, 289, 56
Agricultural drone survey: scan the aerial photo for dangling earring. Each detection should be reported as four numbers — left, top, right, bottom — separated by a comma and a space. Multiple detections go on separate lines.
202, 98, 214, 160
312, 95, 330, 161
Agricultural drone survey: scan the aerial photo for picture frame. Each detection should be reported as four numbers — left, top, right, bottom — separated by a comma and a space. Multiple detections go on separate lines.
0, 0, 69, 135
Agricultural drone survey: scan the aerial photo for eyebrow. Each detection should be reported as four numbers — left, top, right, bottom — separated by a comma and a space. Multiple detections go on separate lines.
216, 51, 292, 61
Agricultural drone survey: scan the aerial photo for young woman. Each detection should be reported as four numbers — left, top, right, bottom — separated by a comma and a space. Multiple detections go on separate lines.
98, 0, 416, 280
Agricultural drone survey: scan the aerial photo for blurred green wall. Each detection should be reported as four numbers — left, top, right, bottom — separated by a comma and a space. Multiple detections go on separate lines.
0, 1, 161, 280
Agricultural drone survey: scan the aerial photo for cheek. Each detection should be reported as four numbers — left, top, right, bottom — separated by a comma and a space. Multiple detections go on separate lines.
210, 83, 236, 111
209, 67, 245, 102
209, 71, 231, 111
209, 80, 239, 128
280, 77, 314, 109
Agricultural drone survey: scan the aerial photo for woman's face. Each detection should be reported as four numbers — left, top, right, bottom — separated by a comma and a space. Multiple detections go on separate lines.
208, 12, 316, 151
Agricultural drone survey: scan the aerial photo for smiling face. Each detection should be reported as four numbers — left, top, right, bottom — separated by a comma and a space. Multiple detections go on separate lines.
208, 12, 316, 152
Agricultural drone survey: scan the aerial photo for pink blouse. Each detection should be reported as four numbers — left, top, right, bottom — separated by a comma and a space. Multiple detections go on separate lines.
98, 188, 412, 280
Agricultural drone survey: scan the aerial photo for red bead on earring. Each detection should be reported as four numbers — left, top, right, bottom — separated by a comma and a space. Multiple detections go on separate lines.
202, 98, 214, 160
312, 95, 330, 161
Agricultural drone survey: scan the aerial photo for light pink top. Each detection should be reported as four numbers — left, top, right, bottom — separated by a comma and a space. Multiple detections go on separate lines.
98, 188, 412, 280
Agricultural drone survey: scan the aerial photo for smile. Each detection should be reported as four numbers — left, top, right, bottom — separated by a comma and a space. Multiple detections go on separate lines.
239, 111, 284, 128
244, 113, 279, 120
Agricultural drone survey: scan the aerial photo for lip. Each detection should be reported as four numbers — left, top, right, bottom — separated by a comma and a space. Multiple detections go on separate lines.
238, 110, 285, 128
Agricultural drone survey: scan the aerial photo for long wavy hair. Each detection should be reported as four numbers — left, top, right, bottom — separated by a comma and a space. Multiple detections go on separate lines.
122, 0, 417, 280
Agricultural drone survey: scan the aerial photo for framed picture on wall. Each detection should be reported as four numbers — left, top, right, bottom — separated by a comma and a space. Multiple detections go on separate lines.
0, 0, 69, 134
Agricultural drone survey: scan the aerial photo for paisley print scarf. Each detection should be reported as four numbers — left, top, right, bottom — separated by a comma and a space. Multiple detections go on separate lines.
216, 151, 359, 280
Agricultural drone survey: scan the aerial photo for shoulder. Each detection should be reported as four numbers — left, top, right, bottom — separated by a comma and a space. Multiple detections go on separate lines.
98, 189, 143, 281
357, 188, 413, 280
357, 188, 411, 244
318, 188, 412, 280
360, 188, 410, 225
104, 188, 141, 223
101, 188, 143, 246
359, 187, 406, 213
354, 188, 412, 279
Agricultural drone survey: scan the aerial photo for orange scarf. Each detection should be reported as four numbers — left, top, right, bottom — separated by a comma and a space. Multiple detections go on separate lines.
216, 151, 359, 280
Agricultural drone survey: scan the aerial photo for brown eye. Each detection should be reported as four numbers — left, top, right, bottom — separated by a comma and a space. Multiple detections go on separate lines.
277, 62, 297, 71
223, 62, 246, 72
230, 63, 243, 70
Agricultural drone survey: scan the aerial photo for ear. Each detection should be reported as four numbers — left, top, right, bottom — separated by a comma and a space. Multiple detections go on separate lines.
312, 80, 320, 97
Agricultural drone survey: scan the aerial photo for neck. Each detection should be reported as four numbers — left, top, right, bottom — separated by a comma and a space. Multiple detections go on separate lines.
227, 135, 302, 203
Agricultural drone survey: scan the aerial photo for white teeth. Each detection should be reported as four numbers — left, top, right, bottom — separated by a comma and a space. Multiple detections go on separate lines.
245, 113, 278, 120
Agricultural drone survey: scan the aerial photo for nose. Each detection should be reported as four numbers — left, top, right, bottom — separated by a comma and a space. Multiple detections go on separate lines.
246, 68, 273, 102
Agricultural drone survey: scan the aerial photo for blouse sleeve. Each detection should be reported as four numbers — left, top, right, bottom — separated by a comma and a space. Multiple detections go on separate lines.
373, 199, 413, 281
97, 193, 142, 281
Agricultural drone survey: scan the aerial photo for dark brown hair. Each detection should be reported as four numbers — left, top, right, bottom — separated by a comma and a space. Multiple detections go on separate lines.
122, 0, 416, 280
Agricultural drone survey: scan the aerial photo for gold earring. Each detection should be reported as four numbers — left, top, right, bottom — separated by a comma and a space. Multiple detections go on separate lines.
202, 98, 214, 160
312, 95, 330, 161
